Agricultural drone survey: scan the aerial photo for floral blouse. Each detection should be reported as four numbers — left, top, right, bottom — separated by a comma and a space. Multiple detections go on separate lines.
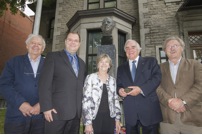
82, 73, 121, 126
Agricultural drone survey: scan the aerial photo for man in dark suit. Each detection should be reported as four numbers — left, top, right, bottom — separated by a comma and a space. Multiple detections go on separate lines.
38, 32, 86, 134
117, 39, 162, 134
0, 34, 46, 133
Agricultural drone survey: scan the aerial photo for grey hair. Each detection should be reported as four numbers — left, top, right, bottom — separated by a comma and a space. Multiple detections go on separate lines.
163, 36, 185, 51
124, 39, 142, 51
25, 34, 46, 48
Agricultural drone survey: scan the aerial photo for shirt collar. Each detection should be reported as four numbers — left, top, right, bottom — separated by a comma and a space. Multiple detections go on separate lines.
28, 54, 41, 62
168, 57, 182, 66
129, 56, 139, 65
64, 49, 77, 57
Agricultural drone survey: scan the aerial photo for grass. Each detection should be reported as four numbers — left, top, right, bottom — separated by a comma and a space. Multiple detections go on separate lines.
0, 108, 85, 134
0, 109, 5, 134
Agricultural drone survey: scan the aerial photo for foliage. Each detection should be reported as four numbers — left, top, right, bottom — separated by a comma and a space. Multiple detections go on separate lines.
0, 109, 6, 134
0, 0, 55, 17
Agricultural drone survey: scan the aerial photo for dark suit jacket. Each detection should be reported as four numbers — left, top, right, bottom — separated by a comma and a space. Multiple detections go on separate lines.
157, 58, 202, 127
117, 56, 162, 126
0, 54, 44, 122
39, 50, 86, 120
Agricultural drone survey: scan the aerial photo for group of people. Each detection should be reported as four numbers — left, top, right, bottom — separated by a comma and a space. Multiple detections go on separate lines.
0, 32, 201, 134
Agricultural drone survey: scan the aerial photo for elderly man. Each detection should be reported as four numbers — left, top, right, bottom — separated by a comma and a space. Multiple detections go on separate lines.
117, 39, 162, 134
157, 36, 202, 134
0, 34, 46, 133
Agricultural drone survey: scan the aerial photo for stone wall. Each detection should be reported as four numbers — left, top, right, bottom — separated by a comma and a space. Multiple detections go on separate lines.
138, 0, 183, 57
52, 0, 84, 51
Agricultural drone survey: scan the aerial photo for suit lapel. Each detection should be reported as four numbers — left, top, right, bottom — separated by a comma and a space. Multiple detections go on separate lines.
175, 58, 184, 85
163, 62, 175, 86
60, 50, 78, 77
23, 54, 34, 78
135, 57, 144, 82
124, 61, 133, 82
36, 57, 44, 78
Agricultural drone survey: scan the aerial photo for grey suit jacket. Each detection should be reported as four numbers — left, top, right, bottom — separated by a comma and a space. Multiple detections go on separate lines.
157, 58, 202, 126
39, 50, 86, 120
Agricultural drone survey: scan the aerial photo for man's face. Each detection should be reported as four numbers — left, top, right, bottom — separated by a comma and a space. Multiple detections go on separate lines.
125, 41, 140, 60
65, 33, 80, 54
103, 18, 113, 32
165, 40, 183, 60
26, 37, 44, 56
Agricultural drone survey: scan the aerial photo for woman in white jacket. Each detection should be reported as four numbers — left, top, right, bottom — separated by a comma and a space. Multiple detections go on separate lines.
82, 54, 121, 134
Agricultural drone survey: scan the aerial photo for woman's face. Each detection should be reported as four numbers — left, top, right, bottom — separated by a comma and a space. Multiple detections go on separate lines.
97, 58, 110, 72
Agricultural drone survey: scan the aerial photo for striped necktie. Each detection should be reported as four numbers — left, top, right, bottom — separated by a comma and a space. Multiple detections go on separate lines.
71, 55, 78, 77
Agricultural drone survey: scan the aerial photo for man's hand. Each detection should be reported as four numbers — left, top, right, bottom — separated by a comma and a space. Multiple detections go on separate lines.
19, 102, 33, 117
127, 86, 141, 96
44, 109, 57, 122
119, 88, 127, 97
30, 103, 40, 115
168, 98, 186, 113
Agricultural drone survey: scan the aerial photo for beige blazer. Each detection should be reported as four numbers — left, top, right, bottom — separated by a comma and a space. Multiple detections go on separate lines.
157, 58, 202, 127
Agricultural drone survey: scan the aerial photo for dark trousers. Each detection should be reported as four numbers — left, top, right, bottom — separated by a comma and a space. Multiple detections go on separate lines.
4, 116, 44, 134
44, 117, 80, 134
126, 120, 159, 134
92, 112, 115, 134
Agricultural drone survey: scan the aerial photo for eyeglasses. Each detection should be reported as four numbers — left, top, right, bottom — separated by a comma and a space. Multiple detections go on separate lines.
166, 44, 181, 49
66, 38, 79, 43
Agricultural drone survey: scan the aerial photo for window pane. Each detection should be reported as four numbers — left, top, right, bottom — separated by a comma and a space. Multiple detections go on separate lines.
88, 0, 100, 9
118, 31, 126, 66
87, 30, 102, 74
89, 0, 99, 2
89, 3, 100, 9
104, 0, 116, 8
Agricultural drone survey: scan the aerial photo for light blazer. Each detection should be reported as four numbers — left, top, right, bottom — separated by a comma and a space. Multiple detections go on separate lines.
38, 50, 86, 120
82, 73, 121, 125
0, 54, 44, 121
117, 56, 162, 126
157, 58, 202, 127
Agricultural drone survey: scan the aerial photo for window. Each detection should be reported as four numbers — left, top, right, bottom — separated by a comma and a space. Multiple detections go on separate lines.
104, 0, 117, 8
118, 31, 127, 65
156, 46, 168, 64
88, 0, 100, 9
188, 31, 202, 61
49, 18, 55, 39
86, 30, 102, 74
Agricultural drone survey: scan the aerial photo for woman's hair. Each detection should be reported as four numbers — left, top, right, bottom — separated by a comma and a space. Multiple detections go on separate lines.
96, 54, 112, 71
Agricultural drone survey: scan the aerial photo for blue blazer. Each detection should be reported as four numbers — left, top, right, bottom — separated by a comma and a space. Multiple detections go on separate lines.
0, 54, 44, 122
117, 56, 162, 126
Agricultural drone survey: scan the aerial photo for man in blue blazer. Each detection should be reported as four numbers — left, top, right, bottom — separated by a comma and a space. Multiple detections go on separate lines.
117, 39, 162, 134
0, 34, 46, 133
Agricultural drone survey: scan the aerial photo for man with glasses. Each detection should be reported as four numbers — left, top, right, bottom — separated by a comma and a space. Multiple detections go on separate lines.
157, 36, 202, 133
38, 32, 86, 134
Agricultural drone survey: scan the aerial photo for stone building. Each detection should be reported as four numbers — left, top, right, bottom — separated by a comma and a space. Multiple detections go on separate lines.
39, 0, 202, 75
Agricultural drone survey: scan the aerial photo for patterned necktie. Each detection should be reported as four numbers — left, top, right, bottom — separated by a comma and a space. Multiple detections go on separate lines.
71, 55, 78, 77
131, 60, 136, 81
